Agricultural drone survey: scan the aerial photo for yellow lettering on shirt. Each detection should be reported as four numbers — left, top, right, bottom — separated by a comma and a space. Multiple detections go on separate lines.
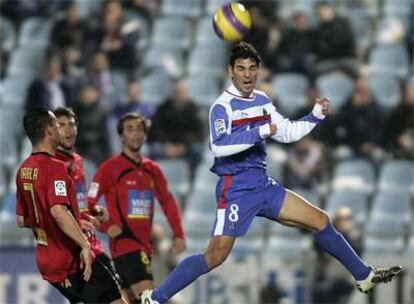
140, 251, 150, 265
60, 278, 72, 288
20, 167, 39, 180
65, 279, 72, 288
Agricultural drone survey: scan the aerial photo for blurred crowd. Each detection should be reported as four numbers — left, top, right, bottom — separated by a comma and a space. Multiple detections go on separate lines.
0, 1, 412, 177
1, 0, 207, 167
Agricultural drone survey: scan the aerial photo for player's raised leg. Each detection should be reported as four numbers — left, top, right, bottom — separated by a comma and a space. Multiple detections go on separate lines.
276, 189, 402, 293
142, 236, 235, 304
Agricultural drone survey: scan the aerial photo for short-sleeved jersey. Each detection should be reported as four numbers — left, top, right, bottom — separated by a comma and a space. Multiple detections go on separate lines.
88, 153, 184, 259
15, 152, 83, 283
209, 84, 323, 176
55, 149, 104, 255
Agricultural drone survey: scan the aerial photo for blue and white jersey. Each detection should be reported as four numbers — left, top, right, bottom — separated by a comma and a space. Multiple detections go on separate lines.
209, 84, 325, 176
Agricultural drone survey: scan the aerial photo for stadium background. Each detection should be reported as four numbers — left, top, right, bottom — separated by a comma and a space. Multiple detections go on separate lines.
0, 0, 413, 303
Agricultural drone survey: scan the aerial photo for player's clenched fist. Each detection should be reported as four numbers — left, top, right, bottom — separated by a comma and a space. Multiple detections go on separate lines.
269, 124, 277, 136
259, 123, 277, 138
316, 97, 330, 116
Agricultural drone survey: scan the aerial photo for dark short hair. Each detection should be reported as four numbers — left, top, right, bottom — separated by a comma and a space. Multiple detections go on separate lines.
117, 112, 149, 135
229, 41, 261, 67
315, 1, 331, 8
53, 107, 78, 125
23, 107, 54, 145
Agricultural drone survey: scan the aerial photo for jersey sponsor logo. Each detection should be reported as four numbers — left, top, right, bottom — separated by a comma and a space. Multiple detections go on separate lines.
76, 183, 87, 211
128, 190, 154, 218
215, 119, 226, 136
233, 110, 249, 119
88, 182, 99, 198
54, 181, 67, 196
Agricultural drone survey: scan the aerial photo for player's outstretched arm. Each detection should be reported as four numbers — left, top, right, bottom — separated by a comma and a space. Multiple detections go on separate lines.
50, 204, 92, 281
270, 97, 329, 143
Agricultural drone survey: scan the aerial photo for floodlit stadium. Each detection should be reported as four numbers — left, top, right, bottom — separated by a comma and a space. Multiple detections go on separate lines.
0, 0, 413, 303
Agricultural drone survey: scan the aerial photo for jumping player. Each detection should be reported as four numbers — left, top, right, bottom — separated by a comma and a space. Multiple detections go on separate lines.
141, 42, 402, 304
16, 108, 124, 303
88, 112, 186, 303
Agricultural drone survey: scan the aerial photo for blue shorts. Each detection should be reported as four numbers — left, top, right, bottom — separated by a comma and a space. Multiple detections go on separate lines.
211, 169, 286, 237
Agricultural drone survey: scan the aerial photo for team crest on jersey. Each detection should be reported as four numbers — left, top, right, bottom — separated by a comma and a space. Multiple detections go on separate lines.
88, 182, 99, 198
54, 181, 67, 196
215, 119, 226, 136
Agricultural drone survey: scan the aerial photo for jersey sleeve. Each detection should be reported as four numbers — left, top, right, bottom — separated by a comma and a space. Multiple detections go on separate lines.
87, 162, 118, 232
15, 174, 26, 217
87, 164, 107, 208
209, 103, 262, 157
47, 161, 71, 208
270, 103, 324, 143
152, 164, 185, 239
77, 158, 91, 219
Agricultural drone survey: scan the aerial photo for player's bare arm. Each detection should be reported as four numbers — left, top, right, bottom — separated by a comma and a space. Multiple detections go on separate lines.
106, 224, 123, 238
80, 218, 96, 237
87, 214, 102, 229
93, 205, 109, 222
172, 237, 186, 254
50, 204, 92, 281
16, 215, 27, 228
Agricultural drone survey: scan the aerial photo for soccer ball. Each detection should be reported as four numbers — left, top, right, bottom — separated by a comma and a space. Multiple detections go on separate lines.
212, 2, 252, 42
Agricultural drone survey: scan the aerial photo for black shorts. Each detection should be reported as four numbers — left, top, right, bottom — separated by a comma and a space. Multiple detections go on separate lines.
113, 250, 153, 288
52, 259, 121, 303
96, 252, 126, 289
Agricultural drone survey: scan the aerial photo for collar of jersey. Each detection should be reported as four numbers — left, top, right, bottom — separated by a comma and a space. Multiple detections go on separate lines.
56, 148, 74, 159
225, 84, 255, 100
31, 151, 54, 157
121, 152, 142, 167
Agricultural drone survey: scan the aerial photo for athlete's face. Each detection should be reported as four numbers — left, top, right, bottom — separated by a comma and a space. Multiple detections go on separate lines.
121, 118, 146, 152
228, 58, 259, 96
57, 115, 77, 150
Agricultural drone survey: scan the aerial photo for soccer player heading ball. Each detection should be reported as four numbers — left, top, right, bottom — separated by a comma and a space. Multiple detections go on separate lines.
141, 42, 402, 303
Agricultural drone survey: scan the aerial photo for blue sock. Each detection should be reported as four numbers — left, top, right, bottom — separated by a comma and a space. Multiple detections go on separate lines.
314, 222, 370, 280
152, 253, 209, 303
